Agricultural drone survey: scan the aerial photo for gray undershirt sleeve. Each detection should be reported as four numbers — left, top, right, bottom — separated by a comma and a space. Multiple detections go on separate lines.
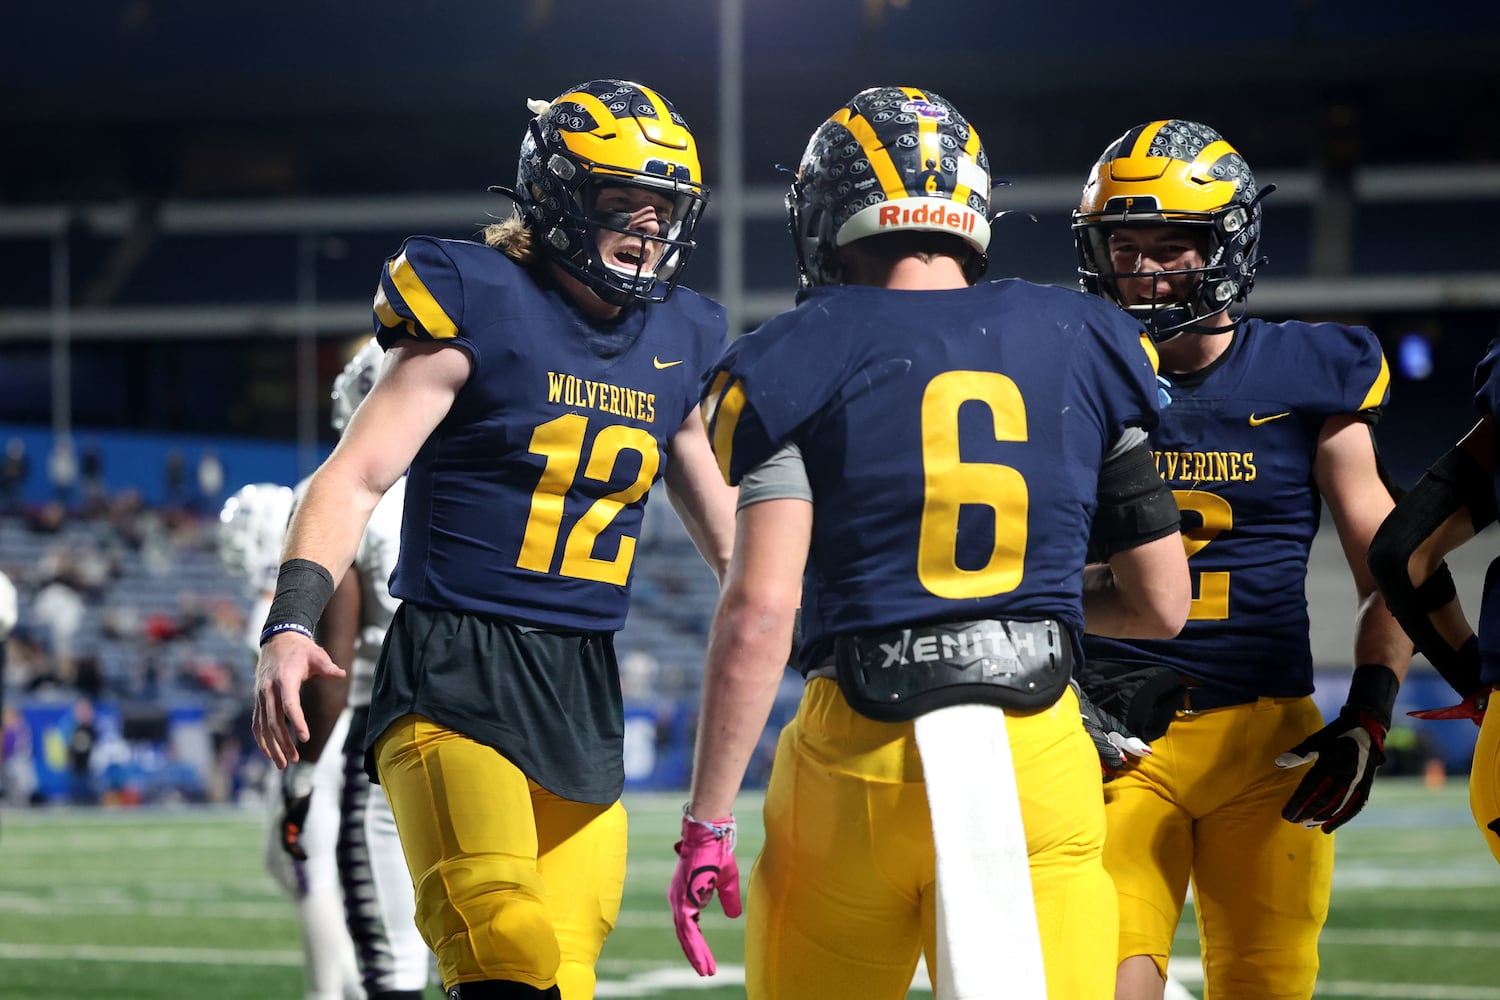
737, 440, 813, 509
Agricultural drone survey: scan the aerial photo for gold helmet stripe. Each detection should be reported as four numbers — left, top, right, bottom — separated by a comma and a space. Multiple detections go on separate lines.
1127, 121, 1169, 158
899, 87, 947, 198
830, 106, 907, 201
560, 90, 621, 137
635, 84, 691, 150
1190, 140, 1238, 180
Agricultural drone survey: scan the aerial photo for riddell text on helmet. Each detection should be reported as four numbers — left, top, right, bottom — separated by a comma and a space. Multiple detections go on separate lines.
877, 203, 976, 233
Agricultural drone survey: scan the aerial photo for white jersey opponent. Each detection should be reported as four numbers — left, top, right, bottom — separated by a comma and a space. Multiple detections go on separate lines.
335, 477, 433, 996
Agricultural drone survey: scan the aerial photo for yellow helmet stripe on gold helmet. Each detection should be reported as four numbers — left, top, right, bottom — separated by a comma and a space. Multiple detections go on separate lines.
900, 86, 947, 197
829, 105, 908, 201
633, 84, 692, 151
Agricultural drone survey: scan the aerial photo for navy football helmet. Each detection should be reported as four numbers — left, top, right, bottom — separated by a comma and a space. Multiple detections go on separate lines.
1073, 119, 1271, 342
502, 79, 709, 305
788, 86, 992, 287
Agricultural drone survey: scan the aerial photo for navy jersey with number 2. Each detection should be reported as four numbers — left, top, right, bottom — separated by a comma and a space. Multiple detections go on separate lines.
1086, 319, 1390, 696
701, 279, 1162, 666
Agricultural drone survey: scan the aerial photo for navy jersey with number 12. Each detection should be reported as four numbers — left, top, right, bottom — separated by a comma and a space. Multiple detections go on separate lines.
701, 279, 1162, 667
373, 235, 727, 630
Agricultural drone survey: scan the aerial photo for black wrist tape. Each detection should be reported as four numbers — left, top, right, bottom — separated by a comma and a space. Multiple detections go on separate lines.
262, 558, 335, 637
1346, 663, 1400, 730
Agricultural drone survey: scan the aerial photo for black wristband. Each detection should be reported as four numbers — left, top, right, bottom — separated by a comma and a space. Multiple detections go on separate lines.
260, 558, 335, 645
1345, 663, 1400, 730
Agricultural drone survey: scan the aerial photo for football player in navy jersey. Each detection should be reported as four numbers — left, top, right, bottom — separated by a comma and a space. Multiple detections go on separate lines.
1369, 338, 1500, 861
667, 86, 1189, 1000
251, 80, 737, 1000
1072, 120, 1416, 1000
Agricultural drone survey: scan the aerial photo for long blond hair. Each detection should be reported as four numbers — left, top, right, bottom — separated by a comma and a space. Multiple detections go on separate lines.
481, 215, 536, 264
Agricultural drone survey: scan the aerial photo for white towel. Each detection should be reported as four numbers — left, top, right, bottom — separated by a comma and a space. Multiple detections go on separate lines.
915, 703, 1047, 1000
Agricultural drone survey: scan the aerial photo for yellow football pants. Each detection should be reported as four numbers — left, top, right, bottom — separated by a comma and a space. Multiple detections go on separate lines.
745, 677, 1115, 1000
1469, 705, 1500, 864
374, 714, 627, 997
1104, 695, 1333, 1000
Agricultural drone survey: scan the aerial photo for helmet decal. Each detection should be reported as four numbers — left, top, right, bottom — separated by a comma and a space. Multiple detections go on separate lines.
788, 86, 991, 287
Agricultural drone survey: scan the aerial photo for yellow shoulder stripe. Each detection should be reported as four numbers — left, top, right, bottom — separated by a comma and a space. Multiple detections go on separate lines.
386, 251, 459, 340
373, 284, 414, 336
1359, 352, 1391, 411
704, 371, 746, 485
1138, 332, 1160, 375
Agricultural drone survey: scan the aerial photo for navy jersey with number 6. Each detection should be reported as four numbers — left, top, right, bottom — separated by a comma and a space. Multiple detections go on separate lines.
1085, 319, 1389, 696
373, 235, 726, 630
701, 279, 1162, 665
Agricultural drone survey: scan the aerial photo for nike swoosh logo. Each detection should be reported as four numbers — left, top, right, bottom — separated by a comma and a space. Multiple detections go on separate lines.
653, 357, 684, 370
1248, 411, 1291, 426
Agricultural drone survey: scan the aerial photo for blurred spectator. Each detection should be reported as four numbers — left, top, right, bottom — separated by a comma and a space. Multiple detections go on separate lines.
23, 499, 67, 535
107, 489, 148, 550
0, 568, 15, 761
0, 437, 28, 514
620, 648, 660, 700
31, 571, 84, 685
1, 704, 35, 806
74, 652, 104, 701
196, 450, 224, 514
67, 698, 99, 805
162, 449, 189, 510
79, 441, 109, 519
47, 437, 77, 508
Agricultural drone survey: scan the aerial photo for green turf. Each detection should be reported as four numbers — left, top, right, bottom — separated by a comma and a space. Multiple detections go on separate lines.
1, 778, 1497, 999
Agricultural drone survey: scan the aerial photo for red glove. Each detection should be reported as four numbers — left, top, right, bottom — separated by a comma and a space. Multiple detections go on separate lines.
1409, 686, 1492, 727
667, 809, 741, 976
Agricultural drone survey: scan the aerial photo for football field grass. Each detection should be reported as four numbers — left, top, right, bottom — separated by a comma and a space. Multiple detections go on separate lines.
1, 778, 1497, 999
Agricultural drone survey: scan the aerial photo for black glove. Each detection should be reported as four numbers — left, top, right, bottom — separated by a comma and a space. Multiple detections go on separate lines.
278, 761, 314, 861
1072, 680, 1152, 780
1276, 664, 1398, 834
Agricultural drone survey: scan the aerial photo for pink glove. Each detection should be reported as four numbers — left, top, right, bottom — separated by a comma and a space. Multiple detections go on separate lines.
667, 810, 742, 976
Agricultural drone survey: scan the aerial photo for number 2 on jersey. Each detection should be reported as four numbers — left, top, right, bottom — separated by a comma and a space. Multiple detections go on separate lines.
1173, 489, 1232, 619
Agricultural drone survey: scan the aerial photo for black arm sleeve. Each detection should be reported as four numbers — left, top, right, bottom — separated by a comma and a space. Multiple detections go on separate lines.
1090, 439, 1181, 559
1367, 446, 1495, 698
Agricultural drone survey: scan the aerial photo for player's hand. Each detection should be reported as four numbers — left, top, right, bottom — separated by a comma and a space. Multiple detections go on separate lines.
252, 632, 345, 768
667, 810, 741, 976
277, 761, 315, 861
1409, 686, 1491, 728
1276, 705, 1387, 833
1072, 679, 1152, 779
